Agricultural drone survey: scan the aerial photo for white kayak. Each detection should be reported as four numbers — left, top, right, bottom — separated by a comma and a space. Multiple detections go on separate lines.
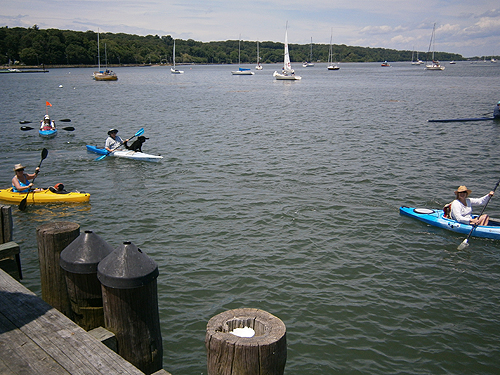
86, 145, 163, 162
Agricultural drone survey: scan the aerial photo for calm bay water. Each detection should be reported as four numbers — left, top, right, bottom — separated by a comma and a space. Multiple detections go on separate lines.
1, 61, 500, 374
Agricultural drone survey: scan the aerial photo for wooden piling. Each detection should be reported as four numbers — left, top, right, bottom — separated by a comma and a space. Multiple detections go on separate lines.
98, 241, 163, 375
60, 230, 115, 330
206, 308, 287, 375
0, 205, 22, 280
36, 221, 80, 318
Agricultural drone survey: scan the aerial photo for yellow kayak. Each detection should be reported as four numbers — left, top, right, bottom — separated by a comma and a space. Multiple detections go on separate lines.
0, 188, 90, 204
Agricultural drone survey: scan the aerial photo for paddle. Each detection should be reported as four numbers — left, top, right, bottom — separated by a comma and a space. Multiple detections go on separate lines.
95, 128, 145, 161
19, 148, 49, 211
19, 120, 31, 124
20, 126, 75, 131
59, 119, 71, 122
457, 178, 500, 250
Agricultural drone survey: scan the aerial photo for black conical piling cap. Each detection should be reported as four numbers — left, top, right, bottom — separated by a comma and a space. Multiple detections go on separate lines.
60, 230, 115, 274
97, 241, 159, 289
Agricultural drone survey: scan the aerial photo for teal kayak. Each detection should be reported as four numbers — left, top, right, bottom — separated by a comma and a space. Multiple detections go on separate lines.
399, 206, 500, 240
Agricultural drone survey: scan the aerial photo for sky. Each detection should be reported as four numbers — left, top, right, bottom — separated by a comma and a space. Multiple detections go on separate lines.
1, 0, 500, 57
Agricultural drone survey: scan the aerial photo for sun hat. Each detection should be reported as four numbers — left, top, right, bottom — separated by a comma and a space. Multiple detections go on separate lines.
455, 185, 472, 195
108, 128, 118, 135
13, 164, 25, 171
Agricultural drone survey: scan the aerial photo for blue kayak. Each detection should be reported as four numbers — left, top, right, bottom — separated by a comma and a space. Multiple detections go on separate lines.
86, 145, 163, 162
399, 206, 500, 240
39, 129, 57, 138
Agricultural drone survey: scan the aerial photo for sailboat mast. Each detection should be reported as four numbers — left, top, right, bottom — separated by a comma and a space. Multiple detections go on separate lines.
97, 29, 101, 70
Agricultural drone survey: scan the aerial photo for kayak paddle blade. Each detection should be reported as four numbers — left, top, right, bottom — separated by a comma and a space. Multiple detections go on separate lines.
457, 239, 469, 251
59, 119, 71, 122
95, 153, 109, 161
62, 127, 75, 131
135, 128, 145, 137
20, 126, 34, 131
41, 148, 49, 161
19, 197, 28, 211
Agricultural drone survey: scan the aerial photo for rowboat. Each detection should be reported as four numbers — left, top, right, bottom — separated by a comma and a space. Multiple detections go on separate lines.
86, 145, 163, 162
399, 206, 500, 240
0, 188, 90, 204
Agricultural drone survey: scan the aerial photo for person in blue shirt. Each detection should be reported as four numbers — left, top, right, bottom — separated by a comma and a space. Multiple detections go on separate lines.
12, 164, 42, 193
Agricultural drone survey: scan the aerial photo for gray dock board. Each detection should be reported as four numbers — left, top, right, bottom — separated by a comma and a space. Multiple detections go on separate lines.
0, 269, 145, 375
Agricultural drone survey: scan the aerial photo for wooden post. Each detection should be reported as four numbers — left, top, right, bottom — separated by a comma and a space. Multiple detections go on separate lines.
36, 221, 80, 318
98, 241, 163, 375
206, 308, 287, 375
60, 230, 115, 331
0, 205, 22, 280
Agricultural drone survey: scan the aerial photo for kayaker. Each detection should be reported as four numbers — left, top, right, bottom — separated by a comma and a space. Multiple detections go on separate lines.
450, 185, 494, 226
494, 101, 500, 119
40, 115, 55, 131
105, 129, 129, 152
11, 164, 43, 193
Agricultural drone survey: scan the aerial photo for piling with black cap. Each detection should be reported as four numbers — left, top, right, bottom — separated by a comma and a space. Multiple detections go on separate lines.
97, 241, 162, 375
37, 221, 80, 318
59, 230, 115, 330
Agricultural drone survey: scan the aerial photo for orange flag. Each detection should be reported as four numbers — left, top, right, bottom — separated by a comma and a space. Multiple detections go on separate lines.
46, 101, 52, 107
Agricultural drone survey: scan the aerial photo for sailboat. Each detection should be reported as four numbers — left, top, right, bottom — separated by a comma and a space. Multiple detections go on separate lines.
232, 37, 254, 75
171, 39, 184, 74
302, 37, 315, 67
273, 23, 301, 80
255, 41, 263, 70
327, 29, 339, 70
425, 23, 445, 70
411, 48, 423, 65
93, 29, 118, 81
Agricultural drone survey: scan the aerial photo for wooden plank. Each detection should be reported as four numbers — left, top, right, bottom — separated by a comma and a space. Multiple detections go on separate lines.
0, 242, 20, 258
0, 269, 145, 375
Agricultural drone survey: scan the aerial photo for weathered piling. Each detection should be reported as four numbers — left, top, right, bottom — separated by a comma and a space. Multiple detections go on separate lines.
0, 205, 22, 280
60, 230, 115, 330
36, 221, 80, 318
206, 308, 287, 375
98, 241, 163, 375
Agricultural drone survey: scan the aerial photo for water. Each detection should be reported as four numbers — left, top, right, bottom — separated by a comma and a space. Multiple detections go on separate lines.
1, 62, 500, 374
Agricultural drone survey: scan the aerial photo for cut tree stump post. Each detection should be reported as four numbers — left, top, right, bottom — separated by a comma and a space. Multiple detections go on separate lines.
206, 308, 287, 375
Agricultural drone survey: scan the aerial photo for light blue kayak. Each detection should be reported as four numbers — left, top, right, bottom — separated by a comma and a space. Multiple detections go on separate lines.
39, 129, 57, 138
86, 145, 163, 162
399, 206, 500, 240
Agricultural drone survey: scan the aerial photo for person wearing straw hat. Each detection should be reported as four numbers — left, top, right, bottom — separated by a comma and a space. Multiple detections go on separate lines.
450, 185, 494, 226
11, 164, 42, 193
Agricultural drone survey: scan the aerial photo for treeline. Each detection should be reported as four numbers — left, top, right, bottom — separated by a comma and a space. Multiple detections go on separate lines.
0, 25, 465, 66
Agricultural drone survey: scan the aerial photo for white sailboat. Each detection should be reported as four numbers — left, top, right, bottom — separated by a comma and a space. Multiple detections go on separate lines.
171, 39, 184, 74
273, 23, 301, 80
425, 23, 445, 71
93, 29, 118, 81
255, 41, 263, 70
411, 48, 423, 65
303, 37, 315, 67
327, 29, 340, 71
232, 37, 254, 75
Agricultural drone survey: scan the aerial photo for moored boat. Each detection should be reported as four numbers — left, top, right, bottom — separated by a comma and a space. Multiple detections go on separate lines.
274, 23, 301, 80
86, 145, 163, 162
0, 188, 90, 204
399, 206, 500, 240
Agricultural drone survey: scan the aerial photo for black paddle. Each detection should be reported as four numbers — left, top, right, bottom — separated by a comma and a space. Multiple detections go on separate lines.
20, 126, 74, 131
19, 148, 49, 211
457, 178, 500, 250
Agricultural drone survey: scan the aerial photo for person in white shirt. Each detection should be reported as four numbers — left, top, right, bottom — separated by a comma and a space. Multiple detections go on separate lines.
450, 185, 494, 226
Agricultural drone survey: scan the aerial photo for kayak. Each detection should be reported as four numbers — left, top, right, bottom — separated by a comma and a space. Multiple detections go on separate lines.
0, 188, 90, 204
399, 206, 500, 240
39, 129, 58, 138
86, 145, 163, 162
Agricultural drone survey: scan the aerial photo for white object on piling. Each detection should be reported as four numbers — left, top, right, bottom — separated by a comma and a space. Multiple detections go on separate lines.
230, 326, 255, 338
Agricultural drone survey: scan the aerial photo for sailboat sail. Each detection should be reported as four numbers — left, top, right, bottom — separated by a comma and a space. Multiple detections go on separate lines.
283, 28, 292, 73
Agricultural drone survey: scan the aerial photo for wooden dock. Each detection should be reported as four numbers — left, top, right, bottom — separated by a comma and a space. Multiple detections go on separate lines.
0, 268, 167, 375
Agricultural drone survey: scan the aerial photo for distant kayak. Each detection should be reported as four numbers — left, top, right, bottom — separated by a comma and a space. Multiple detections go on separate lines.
399, 206, 500, 240
39, 128, 58, 138
86, 145, 163, 162
0, 188, 90, 204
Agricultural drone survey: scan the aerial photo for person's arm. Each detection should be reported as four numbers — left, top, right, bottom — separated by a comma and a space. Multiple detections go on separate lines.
12, 176, 33, 191
450, 200, 471, 224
